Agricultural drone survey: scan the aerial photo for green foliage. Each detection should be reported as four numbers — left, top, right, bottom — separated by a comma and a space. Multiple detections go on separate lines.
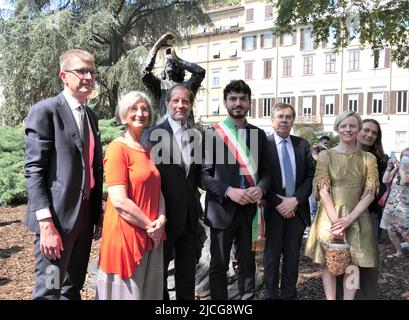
273, 0, 409, 68
0, 0, 220, 125
0, 119, 123, 205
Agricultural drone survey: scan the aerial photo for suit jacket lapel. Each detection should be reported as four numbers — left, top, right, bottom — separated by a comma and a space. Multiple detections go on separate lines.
291, 136, 301, 187
55, 93, 83, 153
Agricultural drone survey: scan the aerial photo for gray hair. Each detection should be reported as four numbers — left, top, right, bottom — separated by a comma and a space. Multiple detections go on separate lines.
333, 110, 362, 132
271, 102, 296, 119
116, 91, 153, 126
59, 49, 95, 71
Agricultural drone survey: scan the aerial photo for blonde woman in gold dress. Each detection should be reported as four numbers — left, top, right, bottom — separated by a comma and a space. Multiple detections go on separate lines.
305, 111, 379, 300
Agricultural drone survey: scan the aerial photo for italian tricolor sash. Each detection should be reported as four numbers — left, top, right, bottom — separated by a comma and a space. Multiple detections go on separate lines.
214, 118, 265, 252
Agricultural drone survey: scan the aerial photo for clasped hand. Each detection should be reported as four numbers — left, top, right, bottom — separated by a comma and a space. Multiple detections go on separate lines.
147, 216, 166, 248
275, 195, 298, 219
330, 216, 352, 239
227, 187, 263, 205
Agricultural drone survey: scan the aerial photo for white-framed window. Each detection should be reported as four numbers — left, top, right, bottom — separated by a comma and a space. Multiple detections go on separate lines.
325, 53, 336, 73
243, 36, 254, 50
180, 48, 189, 60
397, 91, 408, 113
213, 20, 222, 32
229, 68, 238, 81
282, 97, 291, 104
263, 32, 274, 48
197, 25, 206, 33
349, 26, 360, 45
374, 48, 385, 68
349, 50, 360, 71
325, 95, 335, 115
372, 92, 383, 114
212, 43, 220, 59
348, 94, 358, 112
263, 98, 273, 117
302, 96, 312, 117
211, 70, 221, 88
396, 131, 408, 152
197, 45, 205, 61
211, 98, 220, 115
324, 27, 337, 48
230, 16, 239, 28
229, 41, 238, 57
303, 55, 313, 75
281, 33, 293, 46
301, 28, 313, 50
245, 62, 253, 80
283, 57, 292, 77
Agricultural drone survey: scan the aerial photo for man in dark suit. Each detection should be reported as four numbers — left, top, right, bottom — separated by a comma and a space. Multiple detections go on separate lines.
264, 102, 315, 300
24, 49, 103, 300
144, 84, 203, 300
201, 80, 270, 300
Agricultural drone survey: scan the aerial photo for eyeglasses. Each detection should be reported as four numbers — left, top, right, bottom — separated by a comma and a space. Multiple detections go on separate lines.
274, 115, 294, 121
65, 68, 97, 78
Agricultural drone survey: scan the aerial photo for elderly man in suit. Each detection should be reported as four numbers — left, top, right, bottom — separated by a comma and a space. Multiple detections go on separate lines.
201, 80, 271, 300
24, 49, 103, 300
143, 84, 203, 300
263, 102, 315, 300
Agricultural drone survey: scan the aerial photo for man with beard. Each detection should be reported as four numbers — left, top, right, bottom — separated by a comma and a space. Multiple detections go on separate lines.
201, 80, 270, 300
142, 33, 205, 124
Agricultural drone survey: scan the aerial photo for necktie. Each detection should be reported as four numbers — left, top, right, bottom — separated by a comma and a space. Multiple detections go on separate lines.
79, 106, 91, 199
281, 140, 295, 197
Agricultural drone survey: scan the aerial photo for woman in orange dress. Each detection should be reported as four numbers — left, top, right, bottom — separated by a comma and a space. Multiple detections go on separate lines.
96, 91, 166, 300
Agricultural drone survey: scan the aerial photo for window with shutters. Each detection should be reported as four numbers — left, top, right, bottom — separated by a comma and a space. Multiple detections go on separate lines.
243, 36, 254, 51
373, 48, 385, 68
303, 96, 312, 117
372, 92, 383, 114
323, 27, 336, 48
349, 50, 360, 71
247, 104, 252, 117
229, 41, 237, 57
397, 91, 408, 113
301, 28, 313, 51
283, 57, 292, 77
245, 62, 253, 80
325, 95, 335, 115
263, 33, 274, 48
303, 55, 313, 75
213, 20, 222, 32
213, 43, 220, 59
325, 53, 336, 73
246, 8, 254, 23
263, 98, 273, 117
264, 60, 272, 79
265, 4, 273, 20
348, 94, 358, 112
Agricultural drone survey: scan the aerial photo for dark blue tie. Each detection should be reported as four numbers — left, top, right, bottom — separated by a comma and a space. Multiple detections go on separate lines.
281, 140, 295, 197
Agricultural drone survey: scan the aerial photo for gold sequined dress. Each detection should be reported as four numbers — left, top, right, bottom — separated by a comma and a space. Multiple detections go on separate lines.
305, 149, 379, 267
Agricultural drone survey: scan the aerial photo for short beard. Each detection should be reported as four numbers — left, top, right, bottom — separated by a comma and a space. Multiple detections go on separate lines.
227, 109, 247, 119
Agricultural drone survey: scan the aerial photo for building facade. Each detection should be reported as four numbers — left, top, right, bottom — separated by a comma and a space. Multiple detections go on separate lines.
154, 0, 409, 155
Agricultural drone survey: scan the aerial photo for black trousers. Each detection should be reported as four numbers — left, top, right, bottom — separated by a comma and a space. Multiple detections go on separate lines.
264, 211, 306, 300
209, 207, 255, 300
32, 199, 94, 300
163, 219, 197, 300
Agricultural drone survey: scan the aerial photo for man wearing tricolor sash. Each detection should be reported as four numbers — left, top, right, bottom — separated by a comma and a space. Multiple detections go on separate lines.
201, 80, 271, 300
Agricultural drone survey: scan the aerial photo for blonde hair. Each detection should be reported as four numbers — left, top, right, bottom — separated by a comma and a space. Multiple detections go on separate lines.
116, 91, 153, 126
59, 49, 95, 71
333, 110, 362, 132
